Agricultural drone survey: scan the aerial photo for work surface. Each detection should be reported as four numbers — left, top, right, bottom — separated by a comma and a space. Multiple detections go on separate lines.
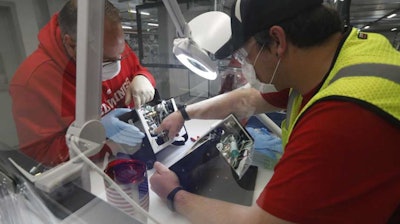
89, 119, 274, 224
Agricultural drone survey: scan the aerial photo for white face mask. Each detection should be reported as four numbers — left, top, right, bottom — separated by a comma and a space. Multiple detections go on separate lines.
101, 60, 121, 81
242, 61, 278, 93
241, 45, 281, 93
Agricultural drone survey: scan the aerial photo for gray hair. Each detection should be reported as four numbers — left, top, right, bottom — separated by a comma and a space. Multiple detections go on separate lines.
58, 0, 121, 40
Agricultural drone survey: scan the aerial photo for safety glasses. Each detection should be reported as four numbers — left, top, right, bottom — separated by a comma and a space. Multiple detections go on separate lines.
102, 54, 128, 68
234, 42, 265, 66
233, 48, 248, 65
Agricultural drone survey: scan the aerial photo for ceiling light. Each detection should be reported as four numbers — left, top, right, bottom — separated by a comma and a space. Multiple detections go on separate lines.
391, 28, 398, 32
387, 13, 397, 19
122, 25, 133, 29
147, 23, 159, 27
128, 9, 150, 16
364, 25, 370, 29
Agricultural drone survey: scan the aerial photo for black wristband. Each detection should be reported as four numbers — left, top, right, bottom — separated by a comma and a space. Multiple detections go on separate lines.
167, 186, 184, 211
179, 105, 190, 121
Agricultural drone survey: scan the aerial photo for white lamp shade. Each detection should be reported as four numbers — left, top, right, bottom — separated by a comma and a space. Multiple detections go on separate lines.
188, 11, 231, 54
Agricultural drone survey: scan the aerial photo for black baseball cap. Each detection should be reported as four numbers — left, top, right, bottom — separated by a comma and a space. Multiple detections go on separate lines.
214, 0, 323, 59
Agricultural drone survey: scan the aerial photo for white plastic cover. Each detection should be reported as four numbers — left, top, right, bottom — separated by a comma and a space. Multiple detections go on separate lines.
189, 11, 231, 54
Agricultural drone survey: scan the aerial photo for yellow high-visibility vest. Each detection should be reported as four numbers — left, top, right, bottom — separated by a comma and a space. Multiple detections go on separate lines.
281, 28, 400, 148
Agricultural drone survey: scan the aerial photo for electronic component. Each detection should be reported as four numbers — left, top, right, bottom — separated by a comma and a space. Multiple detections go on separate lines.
137, 97, 186, 152
118, 90, 187, 158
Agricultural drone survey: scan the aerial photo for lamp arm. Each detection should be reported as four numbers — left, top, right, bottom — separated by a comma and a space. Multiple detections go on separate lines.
75, 0, 104, 127
161, 0, 190, 38
67, 0, 105, 158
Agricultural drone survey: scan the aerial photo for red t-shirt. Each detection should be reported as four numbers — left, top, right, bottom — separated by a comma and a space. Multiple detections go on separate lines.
10, 14, 155, 166
257, 91, 400, 223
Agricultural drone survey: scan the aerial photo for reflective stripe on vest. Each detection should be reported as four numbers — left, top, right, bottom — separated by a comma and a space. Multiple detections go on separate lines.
331, 64, 400, 83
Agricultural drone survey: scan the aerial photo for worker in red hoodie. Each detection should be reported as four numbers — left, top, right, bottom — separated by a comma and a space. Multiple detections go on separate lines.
9, 0, 156, 167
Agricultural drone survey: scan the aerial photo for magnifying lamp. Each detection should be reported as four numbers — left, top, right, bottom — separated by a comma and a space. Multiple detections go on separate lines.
161, 0, 231, 80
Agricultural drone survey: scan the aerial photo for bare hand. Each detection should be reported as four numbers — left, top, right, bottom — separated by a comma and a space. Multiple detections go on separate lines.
154, 111, 185, 139
150, 161, 181, 199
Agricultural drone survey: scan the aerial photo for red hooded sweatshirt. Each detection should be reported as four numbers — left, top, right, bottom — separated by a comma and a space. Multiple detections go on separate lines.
10, 13, 155, 167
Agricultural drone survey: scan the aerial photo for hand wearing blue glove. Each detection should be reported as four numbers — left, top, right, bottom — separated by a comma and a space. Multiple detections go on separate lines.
246, 127, 282, 153
101, 108, 145, 146
246, 127, 283, 169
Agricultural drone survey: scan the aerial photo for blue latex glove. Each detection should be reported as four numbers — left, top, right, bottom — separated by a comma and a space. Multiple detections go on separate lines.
101, 108, 145, 146
246, 127, 282, 153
